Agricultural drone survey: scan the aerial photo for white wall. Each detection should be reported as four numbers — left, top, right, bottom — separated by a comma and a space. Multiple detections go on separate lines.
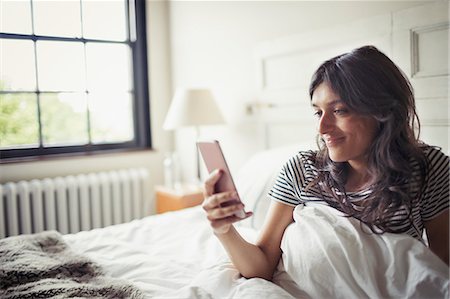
0, 1, 173, 214
169, 0, 433, 181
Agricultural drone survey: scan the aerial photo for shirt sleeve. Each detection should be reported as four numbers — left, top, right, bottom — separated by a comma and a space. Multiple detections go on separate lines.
268, 152, 313, 206
421, 147, 450, 221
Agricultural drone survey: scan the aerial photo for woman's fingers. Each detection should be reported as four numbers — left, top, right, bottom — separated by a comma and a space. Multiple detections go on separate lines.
203, 169, 222, 197
201, 169, 253, 234
206, 202, 244, 221
210, 211, 253, 229
202, 190, 237, 210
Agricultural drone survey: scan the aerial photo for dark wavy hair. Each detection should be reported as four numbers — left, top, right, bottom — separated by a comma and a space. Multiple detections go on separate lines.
308, 45, 427, 234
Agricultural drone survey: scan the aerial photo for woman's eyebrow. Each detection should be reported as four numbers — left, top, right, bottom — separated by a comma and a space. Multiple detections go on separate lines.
311, 99, 343, 108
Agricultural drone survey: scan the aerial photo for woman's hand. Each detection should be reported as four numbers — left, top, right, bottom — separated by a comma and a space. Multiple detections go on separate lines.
202, 169, 252, 235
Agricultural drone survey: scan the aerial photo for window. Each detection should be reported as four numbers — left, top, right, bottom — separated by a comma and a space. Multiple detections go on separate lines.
0, 0, 151, 161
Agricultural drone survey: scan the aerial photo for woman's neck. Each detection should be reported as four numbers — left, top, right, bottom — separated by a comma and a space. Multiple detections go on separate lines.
345, 162, 372, 192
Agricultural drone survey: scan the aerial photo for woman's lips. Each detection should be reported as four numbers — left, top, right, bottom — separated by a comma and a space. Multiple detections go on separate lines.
323, 136, 345, 147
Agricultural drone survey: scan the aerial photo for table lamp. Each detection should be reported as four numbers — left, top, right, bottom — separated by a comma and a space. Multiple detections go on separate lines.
163, 88, 225, 181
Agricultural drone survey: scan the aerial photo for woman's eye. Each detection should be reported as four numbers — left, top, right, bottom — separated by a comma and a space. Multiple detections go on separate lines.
313, 111, 322, 118
334, 109, 348, 115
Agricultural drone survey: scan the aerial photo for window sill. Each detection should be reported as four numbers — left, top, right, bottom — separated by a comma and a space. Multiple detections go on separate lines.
0, 147, 155, 165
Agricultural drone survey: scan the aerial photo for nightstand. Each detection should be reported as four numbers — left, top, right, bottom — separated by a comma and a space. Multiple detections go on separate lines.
155, 184, 204, 214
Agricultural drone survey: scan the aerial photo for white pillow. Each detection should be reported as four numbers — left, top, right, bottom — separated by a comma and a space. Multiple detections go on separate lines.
235, 142, 315, 229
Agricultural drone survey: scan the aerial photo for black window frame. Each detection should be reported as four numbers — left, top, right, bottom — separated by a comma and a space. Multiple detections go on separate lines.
0, 0, 151, 163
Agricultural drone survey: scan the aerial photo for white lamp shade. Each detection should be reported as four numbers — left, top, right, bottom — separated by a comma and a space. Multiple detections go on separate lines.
163, 88, 225, 130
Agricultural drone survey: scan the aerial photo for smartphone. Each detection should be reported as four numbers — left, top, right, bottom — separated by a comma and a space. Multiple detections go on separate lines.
197, 140, 246, 218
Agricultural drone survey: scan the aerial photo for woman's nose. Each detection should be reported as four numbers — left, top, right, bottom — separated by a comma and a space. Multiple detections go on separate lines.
318, 113, 334, 134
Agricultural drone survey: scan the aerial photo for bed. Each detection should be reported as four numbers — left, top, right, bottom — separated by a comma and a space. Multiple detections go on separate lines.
2, 2, 449, 296
1, 143, 448, 299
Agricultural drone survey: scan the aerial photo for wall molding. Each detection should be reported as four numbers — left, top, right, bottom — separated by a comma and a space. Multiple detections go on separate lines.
410, 22, 449, 78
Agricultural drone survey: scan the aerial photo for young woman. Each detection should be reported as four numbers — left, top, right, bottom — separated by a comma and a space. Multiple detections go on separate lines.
201, 46, 449, 280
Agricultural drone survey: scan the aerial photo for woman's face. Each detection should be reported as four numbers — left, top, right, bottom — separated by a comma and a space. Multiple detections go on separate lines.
311, 82, 378, 168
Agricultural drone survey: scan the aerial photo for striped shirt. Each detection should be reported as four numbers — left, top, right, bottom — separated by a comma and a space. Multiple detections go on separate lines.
268, 145, 449, 240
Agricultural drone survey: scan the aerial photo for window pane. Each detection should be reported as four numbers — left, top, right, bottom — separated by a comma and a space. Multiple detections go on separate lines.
0, 93, 39, 148
82, 0, 127, 41
40, 92, 88, 146
85, 42, 132, 92
0, 0, 32, 34
1, 39, 36, 91
36, 41, 85, 91
33, 0, 81, 38
89, 92, 134, 143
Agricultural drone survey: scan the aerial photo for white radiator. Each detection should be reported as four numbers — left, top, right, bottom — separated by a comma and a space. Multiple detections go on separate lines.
0, 168, 150, 238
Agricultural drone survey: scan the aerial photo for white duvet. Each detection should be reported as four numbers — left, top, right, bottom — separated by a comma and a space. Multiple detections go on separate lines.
64, 206, 448, 299
276, 205, 449, 299
64, 207, 293, 298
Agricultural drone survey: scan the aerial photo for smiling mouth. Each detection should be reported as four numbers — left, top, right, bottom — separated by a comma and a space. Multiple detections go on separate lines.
324, 136, 345, 147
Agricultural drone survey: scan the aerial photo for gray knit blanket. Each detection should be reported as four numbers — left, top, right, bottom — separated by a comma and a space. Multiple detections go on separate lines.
0, 231, 144, 299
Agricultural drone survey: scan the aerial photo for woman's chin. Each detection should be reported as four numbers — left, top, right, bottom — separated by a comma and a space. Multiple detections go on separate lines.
328, 152, 346, 163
